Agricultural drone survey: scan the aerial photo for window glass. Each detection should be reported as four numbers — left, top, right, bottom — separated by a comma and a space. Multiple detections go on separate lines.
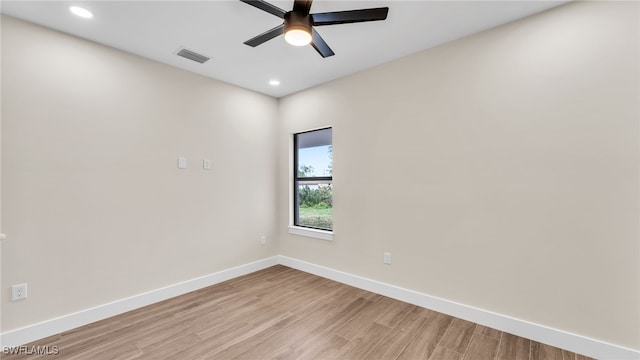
294, 128, 332, 231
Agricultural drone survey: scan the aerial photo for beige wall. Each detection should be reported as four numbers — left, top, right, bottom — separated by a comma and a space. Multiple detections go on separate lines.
278, 1, 639, 350
1, 15, 278, 331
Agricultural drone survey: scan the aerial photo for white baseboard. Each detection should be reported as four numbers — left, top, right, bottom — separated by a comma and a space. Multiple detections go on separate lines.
0, 256, 279, 349
278, 255, 639, 360
2, 254, 638, 360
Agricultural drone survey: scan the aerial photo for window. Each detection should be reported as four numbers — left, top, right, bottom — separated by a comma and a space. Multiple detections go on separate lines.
294, 128, 332, 231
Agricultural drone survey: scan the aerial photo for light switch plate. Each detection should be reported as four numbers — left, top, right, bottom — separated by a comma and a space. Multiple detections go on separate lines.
203, 159, 211, 170
178, 157, 187, 169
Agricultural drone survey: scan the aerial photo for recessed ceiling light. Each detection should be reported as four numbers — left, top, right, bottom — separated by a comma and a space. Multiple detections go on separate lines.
269, 80, 280, 86
69, 6, 93, 19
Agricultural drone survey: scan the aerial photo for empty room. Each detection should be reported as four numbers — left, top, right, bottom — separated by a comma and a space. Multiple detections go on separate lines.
0, 1, 638, 359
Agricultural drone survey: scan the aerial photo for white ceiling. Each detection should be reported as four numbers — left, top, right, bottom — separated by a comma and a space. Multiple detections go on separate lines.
1, 0, 566, 98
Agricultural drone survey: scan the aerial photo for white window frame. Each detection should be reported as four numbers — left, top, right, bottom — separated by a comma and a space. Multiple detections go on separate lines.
288, 127, 334, 241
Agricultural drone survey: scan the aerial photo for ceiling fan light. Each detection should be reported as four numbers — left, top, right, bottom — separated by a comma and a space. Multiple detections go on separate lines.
284, 11, 312, 47
285, 28, 312, 46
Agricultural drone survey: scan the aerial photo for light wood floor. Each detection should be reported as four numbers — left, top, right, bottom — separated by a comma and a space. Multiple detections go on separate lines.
4, 265, 593, 360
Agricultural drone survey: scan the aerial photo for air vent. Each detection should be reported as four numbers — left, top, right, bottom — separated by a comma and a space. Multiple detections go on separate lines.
176, 48, 210, 64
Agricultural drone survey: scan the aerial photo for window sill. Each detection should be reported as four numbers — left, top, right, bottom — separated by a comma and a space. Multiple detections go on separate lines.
288, 226, 333, 241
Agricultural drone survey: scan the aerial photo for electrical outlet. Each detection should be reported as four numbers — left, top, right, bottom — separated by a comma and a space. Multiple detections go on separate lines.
383, 252, 392, 265
260, 235, 267, 245
12, 283, 27, 301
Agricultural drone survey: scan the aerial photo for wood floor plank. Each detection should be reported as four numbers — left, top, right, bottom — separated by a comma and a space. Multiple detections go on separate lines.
67, 342, 142, 360
264, 345, 300, 360
135, 321, 198, 352
362, 310, 427, 359
131, 332, 202, 360
333, 296, 401, 340
475, 324, 502, 340
411, 304, 440, 318
333, 322, 392, 360
397, 311, 453, 360
2, 266, 594, 360
438, 318, 477, 353
111, 289, 205, 327
374, 298, 417, 328
197, 321, 255, 350
496, 332, 531, 360
282, 278, 343, 316
159, 323, 254, 359
300, 296, 374, 341
462, 333, 500, 360
263, 300, 352, 358
531, 341, 565, 360
209, 314, 299, 359
135, 305, 229, 350
291, 334, 348, 360
228, 313, 324, 359
45, 316, 162, 360
61, 319, 123, 341
429, 345, 464, 360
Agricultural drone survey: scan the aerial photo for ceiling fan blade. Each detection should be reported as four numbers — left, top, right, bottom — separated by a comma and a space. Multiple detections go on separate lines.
311, 7, 388, 26
239, 0, 286, 18
310, 28, 335, 58
293, 0, 313, 15
244, 24, 285, 47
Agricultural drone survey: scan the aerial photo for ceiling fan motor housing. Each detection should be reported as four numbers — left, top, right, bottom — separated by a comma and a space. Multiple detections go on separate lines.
284, 11, 311, 34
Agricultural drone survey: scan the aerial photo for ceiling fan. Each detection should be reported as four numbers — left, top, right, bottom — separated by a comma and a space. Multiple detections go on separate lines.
239, 0, 389, 58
